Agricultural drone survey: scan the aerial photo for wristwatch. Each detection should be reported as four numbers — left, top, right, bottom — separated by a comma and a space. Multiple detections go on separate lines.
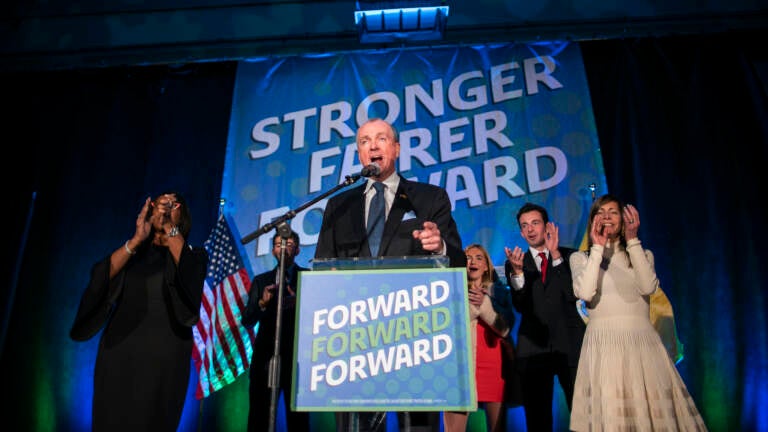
168, 225, 180, 237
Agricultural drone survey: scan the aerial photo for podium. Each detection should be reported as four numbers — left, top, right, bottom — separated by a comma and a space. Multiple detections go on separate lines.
290, 255, 475, 431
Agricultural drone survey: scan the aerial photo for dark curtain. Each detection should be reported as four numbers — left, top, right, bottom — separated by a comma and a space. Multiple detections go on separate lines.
1, 30, 765, 431
1, 63, 238, 431
581, 31, 768, 431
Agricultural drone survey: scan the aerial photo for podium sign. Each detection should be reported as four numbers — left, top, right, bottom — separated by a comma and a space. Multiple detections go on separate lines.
291, 265, 475, 412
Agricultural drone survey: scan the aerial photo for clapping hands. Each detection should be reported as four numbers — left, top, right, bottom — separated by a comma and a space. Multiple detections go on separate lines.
623, 204, 640, 240
544, 222, 561, 259
133, 197, 152, 243
261, 283, 297, 309
505, 246, 524, 275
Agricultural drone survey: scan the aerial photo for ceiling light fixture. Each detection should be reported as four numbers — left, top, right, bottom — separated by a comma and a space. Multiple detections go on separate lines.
355, 1, 449, 44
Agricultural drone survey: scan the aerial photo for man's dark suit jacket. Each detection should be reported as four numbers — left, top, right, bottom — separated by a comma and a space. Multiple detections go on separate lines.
315, 176, 466, 268
504, 247, 585, 366
241, 263, 307, 379
315, 176, 463, 431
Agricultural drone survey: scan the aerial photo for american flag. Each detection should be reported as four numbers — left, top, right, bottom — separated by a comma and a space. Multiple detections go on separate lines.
192, 214, 255, 399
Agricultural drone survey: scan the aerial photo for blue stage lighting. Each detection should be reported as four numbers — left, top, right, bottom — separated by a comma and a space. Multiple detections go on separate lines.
355, 1, 449, 43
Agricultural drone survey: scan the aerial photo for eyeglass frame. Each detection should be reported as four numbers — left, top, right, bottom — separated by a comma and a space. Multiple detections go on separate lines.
273, 240, 298, 249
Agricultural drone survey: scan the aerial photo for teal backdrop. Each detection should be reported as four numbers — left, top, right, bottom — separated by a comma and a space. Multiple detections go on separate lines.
223, 42, 606, 277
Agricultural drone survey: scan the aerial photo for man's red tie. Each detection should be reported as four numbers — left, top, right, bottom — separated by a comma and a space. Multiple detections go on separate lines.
539, 251, 549, 283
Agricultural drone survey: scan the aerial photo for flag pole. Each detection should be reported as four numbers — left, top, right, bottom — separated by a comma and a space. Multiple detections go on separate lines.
579, 183, 598, 252
197, 398, 204, 432
197, 197, 227, 432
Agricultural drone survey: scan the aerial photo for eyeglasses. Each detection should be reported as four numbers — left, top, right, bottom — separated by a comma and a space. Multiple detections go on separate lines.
273, 242, 298, 249
151, 200, 181, 211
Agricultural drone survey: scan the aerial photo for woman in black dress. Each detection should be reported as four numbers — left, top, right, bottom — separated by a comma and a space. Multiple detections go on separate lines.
70, 191, 208, 431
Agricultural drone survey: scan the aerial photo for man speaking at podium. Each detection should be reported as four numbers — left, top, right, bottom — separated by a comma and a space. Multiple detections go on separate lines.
315, 118, 466, 432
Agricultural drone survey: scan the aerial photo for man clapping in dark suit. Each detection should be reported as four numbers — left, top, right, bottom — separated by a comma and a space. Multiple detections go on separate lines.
315, 118, 466, 432
504, 203, 586, 431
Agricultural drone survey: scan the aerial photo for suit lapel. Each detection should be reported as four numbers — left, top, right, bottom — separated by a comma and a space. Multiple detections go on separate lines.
523, 251, 538, 274
266, 268, 279, 292
355, 183, 366, 231
379, 181, 413, 253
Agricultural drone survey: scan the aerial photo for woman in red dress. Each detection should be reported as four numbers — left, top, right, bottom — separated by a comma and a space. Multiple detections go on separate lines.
443, 244, 516, 432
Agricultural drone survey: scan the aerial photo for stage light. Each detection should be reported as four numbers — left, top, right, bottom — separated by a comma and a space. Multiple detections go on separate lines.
354, 1, 449, 44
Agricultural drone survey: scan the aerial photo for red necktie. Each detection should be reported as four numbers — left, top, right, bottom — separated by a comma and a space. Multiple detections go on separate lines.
539, 251, 549, 283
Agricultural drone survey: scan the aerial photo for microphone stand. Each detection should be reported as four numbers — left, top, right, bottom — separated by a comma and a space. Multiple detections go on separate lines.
240, 173, 363, 432
240, 173, 363, 245
268, 221, 291, 432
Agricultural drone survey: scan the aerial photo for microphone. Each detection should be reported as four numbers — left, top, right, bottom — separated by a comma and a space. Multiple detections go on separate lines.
360, 162, 381, 178
342, 162, 381, 185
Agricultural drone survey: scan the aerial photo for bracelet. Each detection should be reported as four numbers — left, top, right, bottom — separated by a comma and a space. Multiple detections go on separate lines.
124, 240, 137, 255
168, 225, 180, 237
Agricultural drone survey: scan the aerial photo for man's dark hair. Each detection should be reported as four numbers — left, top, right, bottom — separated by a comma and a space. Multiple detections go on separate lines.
516, 202, 549, 226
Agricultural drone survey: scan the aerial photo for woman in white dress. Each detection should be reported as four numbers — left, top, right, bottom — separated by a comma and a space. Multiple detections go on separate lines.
569, 194, 707, 431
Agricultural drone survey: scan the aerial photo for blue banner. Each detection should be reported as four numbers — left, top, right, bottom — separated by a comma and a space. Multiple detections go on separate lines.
292, 268, 474, 411
222, 42, 607, 277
